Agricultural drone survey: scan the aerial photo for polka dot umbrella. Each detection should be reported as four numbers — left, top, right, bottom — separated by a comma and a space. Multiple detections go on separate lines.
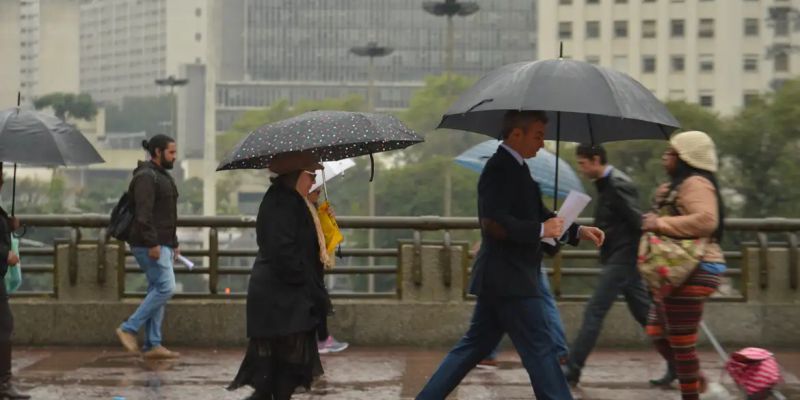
216, 111, 423, 180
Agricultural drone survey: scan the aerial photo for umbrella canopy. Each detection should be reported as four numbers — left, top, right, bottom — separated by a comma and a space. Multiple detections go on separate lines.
438, 59, 680, 143
0, 107, 105, 166
455, 140, 584, 199
217, 111, 423, 173
310, 158, 356, 193
438, 57, 679, 208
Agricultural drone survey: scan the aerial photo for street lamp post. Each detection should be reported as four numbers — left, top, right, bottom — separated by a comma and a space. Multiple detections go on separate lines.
422, 0, 479, 217
154, 75, 189, 140
350, 42, 393, 293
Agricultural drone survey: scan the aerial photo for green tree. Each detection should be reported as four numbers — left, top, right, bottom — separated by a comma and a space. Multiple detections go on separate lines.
719, 83, 800, 217
398, 73, 483, 163
105, 95, 171, 136
216, 95, 367, 161
33, 93, 97, 121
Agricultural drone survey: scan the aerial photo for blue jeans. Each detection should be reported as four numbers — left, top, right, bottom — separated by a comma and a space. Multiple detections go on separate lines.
120, 246, 176, 351
417, 295, 573, 400
486, 265, 568, 361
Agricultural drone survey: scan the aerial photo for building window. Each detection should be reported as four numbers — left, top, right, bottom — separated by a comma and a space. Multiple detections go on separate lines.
642, 20, 657, 38
615, 0, 628, 3
744, 55, 759, 72
613, 55, 629, 73
775, 18, 790, 37
560, 0, 572, 4
699, 18, 715, 38
744, 18, 759, 36
671, 19, 685, 37
586, 21, 600, 39
642, 56, 656, 73
586, 55, 600, 65
586, 0, 599, 4
743, 92, 759, 106
775, 52, 790, 72
559, 22, 573, 39
699, 94, 714, 108
699, 54, 714, 72
614, 21, 628, 38
669, 90, 685, 100
671, 55, 685, 72
195, 32, 202, 41
644, 0, 656, 2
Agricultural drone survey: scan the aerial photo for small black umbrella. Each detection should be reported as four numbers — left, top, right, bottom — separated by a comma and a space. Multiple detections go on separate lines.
217, 111, 423, 180
438, 54, 680, 207
0, 103, 105, 215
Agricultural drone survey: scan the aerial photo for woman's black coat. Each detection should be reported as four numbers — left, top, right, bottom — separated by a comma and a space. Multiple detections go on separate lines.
246, 184, 329, 339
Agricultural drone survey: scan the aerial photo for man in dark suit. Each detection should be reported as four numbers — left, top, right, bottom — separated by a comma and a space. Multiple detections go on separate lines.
416, 111, 605, 400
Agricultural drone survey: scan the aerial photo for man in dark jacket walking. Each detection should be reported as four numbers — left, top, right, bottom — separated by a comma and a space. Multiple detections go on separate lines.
417, 111, 605, 400
562, 144, 652, 386
116, 135, 181, 359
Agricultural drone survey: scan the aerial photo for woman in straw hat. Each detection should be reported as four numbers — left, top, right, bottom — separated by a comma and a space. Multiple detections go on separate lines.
641, 131, 727, 400
228, 151, 330, 400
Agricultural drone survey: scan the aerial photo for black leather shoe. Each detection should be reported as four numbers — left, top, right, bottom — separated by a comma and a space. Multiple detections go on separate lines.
648, 364, 677, 388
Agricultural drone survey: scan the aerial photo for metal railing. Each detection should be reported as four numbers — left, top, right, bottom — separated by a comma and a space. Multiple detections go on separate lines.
11, 215, 800, 301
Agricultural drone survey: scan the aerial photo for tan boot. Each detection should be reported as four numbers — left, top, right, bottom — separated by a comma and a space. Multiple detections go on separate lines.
115, 328, 139, 353
143, 346, 181, 359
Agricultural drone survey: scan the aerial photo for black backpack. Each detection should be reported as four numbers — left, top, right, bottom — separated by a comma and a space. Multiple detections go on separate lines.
107, 169, 158, 241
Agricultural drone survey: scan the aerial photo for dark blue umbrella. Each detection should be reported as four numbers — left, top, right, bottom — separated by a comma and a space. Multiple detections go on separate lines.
455, 140, 584, 199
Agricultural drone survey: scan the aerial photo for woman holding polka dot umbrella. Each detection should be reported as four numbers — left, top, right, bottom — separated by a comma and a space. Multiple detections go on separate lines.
222, 111, 422, 400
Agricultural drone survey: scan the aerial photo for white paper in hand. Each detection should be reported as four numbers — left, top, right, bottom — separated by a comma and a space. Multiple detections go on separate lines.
177, 255, 195, 270
542, 190, 592, 246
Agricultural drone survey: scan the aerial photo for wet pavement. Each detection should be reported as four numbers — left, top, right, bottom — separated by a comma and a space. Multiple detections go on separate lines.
9, 346, 800, 399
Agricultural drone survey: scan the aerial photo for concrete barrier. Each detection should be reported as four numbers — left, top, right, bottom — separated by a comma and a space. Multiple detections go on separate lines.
7, 244, 800, 348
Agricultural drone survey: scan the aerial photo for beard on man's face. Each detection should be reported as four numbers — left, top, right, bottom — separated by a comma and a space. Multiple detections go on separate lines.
160, 155, 175, 170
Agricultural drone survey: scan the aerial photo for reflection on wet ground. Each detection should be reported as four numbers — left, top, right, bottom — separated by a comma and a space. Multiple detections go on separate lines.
10, 347, 800, 399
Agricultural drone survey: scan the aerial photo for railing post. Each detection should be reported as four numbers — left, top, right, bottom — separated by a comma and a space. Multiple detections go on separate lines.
68, 227, 80, 286
209, 227, 219, 295
412, 230, 422, 286
440, 231, 452, 287
787, 232, 798, 290
757, 232, 769, 289
97, 228, 107, 285
117, 239, 126, 299
553, 252, 563, 299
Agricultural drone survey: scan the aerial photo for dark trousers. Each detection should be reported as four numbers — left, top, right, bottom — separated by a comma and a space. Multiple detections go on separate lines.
417, 296, 573, 400
568, 262, 650, 369
0, 282, 13, 382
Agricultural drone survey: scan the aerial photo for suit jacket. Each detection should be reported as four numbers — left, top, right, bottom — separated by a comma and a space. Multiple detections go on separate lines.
469, 146, 579, 298
593, 168, 642, 264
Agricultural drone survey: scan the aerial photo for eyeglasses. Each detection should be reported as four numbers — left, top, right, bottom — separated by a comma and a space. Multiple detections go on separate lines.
663, 150, 679, 157
302, 170, 317, 179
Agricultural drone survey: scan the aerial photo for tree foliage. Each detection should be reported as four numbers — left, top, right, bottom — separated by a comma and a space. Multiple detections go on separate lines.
105, 95, 172, 136
33, 92, 97, 121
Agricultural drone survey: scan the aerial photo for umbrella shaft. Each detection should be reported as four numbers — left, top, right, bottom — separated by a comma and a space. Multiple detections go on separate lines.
11, 164, 16, 216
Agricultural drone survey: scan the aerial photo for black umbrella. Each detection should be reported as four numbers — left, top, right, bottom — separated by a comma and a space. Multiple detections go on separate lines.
0, 100, 105, 215
217, 111, 423, 180
438, 53, 680, 208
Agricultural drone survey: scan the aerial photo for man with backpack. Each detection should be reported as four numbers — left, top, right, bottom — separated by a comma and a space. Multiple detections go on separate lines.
115, 134, 181, 359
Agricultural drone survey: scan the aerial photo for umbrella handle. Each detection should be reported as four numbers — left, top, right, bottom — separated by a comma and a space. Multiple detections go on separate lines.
553, 112, 561, 211
369, 152, 375, 182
